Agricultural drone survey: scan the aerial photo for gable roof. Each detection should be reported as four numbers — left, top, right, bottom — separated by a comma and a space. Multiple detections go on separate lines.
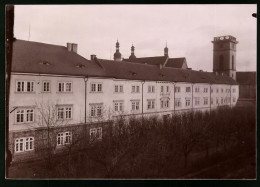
11, 39, 106, 77
11, 39, 238, 85
165, 57, 187, 69
123, 56, 167, 66
236, 72, 256, 85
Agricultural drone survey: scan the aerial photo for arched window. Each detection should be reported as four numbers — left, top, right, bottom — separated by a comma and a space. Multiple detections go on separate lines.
232, 55, 234, 70
219, 55, 224, 71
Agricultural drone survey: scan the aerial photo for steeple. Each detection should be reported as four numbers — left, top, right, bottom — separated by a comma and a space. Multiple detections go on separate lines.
129, 44, 136, 61
114, 40, 122, 61
212, 35, 238, 80
164, 42, 168, 57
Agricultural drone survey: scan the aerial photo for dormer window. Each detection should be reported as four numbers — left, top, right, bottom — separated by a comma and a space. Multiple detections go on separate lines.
39, 60, 51, 66
76, 64, 85, 68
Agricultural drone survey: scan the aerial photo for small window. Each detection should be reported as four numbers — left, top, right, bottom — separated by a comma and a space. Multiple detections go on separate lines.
57, 106, 72, 120
114, 101, 124, 112
204, 88, 208, 93
91, 83, 102, 93
57, 132, 71, 146
185, 99, 191, 107
90, 127, 102, 141
15, 137, 34, 153
148, 85, 155, 93
90, 104, 103, 117
42, 81, 51, 92
115, 85, 123, 93
175, 86, 181, 93
204, 97, 208, 105
58, 82, 72, 93
131, 101, 140, 111
195, 97, 200, 105
175, 98, 181, 107
16, 81, 35, 93
186, 87, 191, 93
161, 99, 170, 109
15, 108, 34, 124
147, 99, 155, 109
132, 85, 140, 93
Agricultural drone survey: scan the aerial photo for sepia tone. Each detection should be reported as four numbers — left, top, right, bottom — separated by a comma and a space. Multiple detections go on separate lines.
6, 5, 256, 179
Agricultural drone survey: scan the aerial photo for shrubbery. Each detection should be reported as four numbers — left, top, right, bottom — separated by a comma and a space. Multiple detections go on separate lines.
21, 106, 257, 178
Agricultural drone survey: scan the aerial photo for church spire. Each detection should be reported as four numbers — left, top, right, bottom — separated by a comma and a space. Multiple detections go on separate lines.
114, 40, 122, 61
129, 44, 136, 61
164, 42, 168, 57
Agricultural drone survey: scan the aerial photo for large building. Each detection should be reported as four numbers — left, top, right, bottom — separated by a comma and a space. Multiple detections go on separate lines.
8, 36, 239, 161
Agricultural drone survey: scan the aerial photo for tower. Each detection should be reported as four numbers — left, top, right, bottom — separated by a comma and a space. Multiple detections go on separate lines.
129, 44, 136, 61
212, 35, 238, 80
114, 40, 122, 61
164, 43, 168, 57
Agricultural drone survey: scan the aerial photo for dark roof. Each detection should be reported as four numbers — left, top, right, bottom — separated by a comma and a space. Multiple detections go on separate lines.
123, 56, 167, 66
11, 39, 237, 85
11, 39, 105, 77
165, 58, 187, 68
236, 72, 256, 85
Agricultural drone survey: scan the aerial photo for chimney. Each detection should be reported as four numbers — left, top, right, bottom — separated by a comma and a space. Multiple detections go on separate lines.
71, 43, 78, 53
67, 43, 72, 51
90, 54, 96, 60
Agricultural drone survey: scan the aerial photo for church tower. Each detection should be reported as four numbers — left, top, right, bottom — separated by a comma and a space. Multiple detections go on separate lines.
212, 35, 238, 80
114, 40, 122, 61
164, 43, 168, 57
129, 44, 136, 61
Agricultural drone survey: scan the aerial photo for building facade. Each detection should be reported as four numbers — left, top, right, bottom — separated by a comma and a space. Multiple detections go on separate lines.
8, 37, 239, 161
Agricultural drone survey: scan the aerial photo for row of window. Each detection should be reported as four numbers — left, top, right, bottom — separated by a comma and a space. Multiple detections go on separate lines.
15, 96, 237, 123
15, 127, 102, 153
16, 81, 236, 94
15, 106, 72, 124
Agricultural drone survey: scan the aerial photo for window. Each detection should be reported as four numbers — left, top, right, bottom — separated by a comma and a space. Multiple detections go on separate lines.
221, 88, 224, 93
57, 106, 72, 120
211, 98, 214, 105
42, 81, 50, 92
185, 99, 191, 107
186, 87, 191, 93
57, 132, 71, 146
233, 97, 236, 102
58, 82, 72, 92
90, 104, 103, 117
132, 85, 140, 93
161, 99, 170, 109
204, 88, 208, 93
114, 101, 124, 112
147, 99, 155, 109
161, 86, 164, 93
91, 83, 102, 93
15, 137, 34, 153
216, 98, 219, 105
204, 97, 208, 105
195, 97, 200, 105
90, 127, 102, 141
166, 86, 169, 93
15, 108, 34, 124
211, 88, 213, 93
221, 98, 223, 104
195, 87, 200, 93
233, 88, 236, 93
115, 85, 123, 93
216, 89, 219, 93
175, 98, 181, 107
16, 81, 35, 92
131, 101, 140, 111
148, 85, 155, 93
175, 86, 181, 93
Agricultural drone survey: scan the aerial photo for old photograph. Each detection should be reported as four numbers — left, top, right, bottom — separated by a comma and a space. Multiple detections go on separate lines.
5, 4, 256, 179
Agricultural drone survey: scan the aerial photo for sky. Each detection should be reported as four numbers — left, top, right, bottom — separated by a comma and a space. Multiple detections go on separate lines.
14, 5, 257, 72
